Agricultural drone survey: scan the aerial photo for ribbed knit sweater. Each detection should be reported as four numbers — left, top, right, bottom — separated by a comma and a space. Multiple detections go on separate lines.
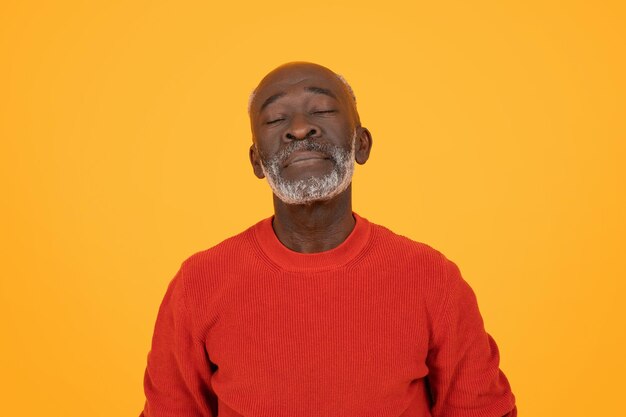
141, 213, 517, 417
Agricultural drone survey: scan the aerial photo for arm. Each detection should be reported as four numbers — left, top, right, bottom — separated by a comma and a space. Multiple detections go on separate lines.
140, 267, 217, 417
426, 259, 516, 417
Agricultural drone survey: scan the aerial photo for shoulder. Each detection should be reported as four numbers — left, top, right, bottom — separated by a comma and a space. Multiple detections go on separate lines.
173, 218, 267, 292
182, 222, 259, 269
366, 218, 463, 289
368, 220, 449, 265
364, 218, 467, 326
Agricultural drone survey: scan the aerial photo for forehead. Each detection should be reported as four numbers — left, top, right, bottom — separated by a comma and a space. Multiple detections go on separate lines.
252, 66, 348, 112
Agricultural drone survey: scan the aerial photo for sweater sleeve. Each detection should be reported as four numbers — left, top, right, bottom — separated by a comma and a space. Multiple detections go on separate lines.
426, 259, 517, 417
140, 267, 217, 417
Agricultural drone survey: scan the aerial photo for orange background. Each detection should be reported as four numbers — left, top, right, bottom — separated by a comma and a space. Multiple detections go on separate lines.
1, 1, 625, 416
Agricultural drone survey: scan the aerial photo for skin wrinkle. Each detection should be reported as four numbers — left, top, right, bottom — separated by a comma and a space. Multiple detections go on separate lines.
248, 72, 357, 115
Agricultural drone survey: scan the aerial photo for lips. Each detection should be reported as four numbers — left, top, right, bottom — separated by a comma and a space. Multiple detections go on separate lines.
283, 150, 330, 168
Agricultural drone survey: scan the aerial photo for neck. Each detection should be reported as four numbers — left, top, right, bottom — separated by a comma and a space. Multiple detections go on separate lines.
271, 185, 356, 253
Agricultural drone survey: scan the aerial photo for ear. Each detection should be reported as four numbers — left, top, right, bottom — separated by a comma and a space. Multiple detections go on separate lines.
249, 143, 265, 179
354, 127, 373, 165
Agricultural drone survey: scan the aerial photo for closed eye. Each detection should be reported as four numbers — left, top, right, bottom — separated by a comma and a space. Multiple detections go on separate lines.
312, 110, 337, 115
266, 118, 285, 125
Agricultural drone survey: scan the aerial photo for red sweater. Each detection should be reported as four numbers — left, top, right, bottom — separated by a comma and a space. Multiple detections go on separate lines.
141, 213, 516, 417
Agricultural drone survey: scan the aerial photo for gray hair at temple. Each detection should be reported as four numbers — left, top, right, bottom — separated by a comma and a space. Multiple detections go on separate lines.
247, 72, 357, 115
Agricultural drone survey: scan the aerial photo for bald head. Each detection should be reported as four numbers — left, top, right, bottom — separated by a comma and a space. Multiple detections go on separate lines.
248, 62, 357, 118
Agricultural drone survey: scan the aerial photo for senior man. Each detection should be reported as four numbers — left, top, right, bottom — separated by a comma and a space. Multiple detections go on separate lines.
140, 62, 517, 417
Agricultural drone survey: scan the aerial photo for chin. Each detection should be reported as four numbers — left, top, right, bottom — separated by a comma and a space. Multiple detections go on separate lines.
272, 175, 353, 206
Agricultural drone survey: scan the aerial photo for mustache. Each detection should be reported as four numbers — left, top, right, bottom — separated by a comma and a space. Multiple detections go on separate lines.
272, 140, 338, 165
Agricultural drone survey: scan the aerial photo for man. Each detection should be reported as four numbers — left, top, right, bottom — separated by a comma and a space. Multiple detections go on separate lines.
140, 62, 517, 417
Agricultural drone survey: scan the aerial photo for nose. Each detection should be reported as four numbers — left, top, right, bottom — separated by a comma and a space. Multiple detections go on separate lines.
283, 113, 320, 141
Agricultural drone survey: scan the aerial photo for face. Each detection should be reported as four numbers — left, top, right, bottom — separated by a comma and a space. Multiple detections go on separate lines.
249, 63, 372, 205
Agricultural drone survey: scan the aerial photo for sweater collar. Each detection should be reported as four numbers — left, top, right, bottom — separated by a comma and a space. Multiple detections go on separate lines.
252, 212, 372, 272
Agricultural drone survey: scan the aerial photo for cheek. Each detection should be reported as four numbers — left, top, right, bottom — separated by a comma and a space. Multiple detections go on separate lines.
334, 125, 357, 149
332, 117, 356, 137
254, 135, 280, 158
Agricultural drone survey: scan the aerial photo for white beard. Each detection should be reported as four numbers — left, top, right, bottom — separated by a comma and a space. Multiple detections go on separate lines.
259, 131, 357, 205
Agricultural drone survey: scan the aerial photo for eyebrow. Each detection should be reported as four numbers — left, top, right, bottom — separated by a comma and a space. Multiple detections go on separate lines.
304, 86, 338, 100
259, 92, 287, 112
259, 86, 338, 112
